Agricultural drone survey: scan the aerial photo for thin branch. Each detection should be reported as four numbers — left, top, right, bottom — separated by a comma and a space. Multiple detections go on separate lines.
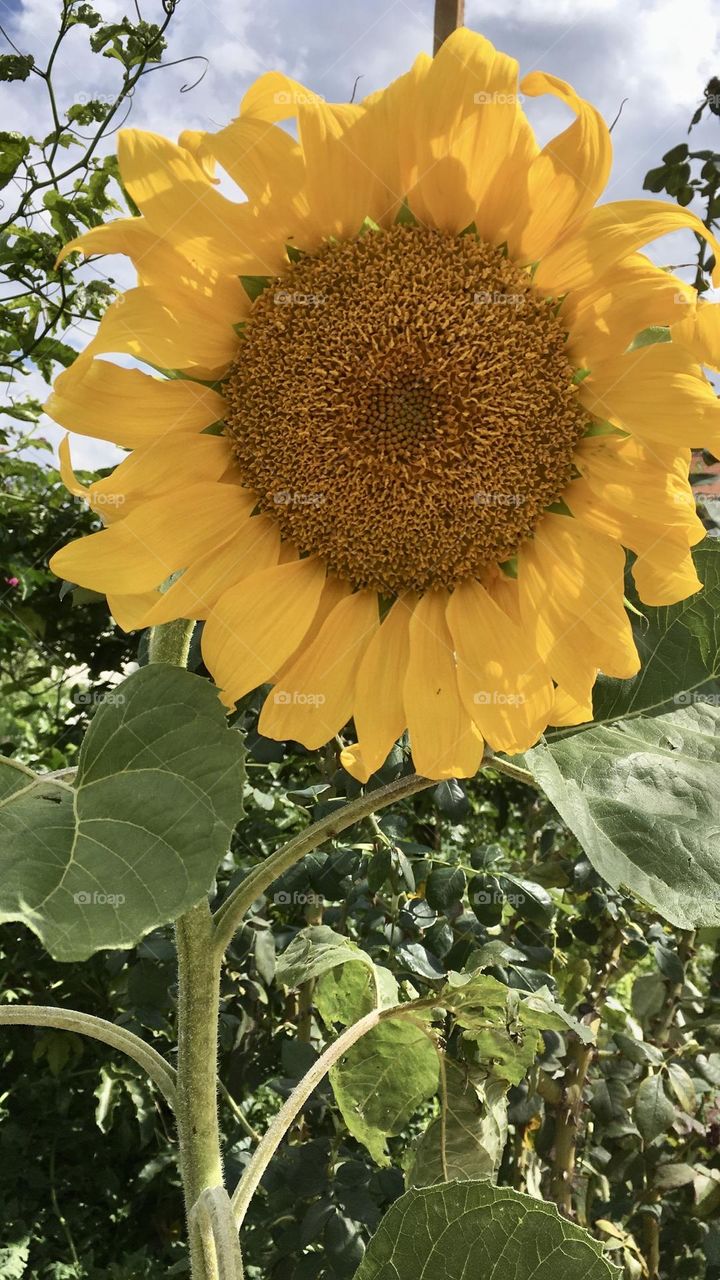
433, 0, 465, 54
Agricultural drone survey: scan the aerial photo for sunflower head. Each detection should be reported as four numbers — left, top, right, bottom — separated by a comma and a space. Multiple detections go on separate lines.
48, 29, 720, 781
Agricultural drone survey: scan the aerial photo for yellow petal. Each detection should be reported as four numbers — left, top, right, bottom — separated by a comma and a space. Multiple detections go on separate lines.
50, 482, 250, 594
535, 200, 720, 293
117, 129, 270, 273
671, 300, 720, 370
549, 686, 593, 728
403, 590, 484, 780
202, 557, 327, 708
520, 515, 639, 685
84, 435, 234, 516
564, 253, 696, 365
509, 72, 612, 261
239, 72, 327, 124
196, 116, 306, 208
85, 285, 240, 374
447, 579, 554, 754
138, 513, 281, 626
580, 343, 720, 451
46, 357, 226, 448
272, 575, 352, 681
410, 28, 522, 233
108, 590, 163, 632
574, 435, 703, 534
340, 593, 415, 783
631, 534, 703, 606
259, 590, 379, 748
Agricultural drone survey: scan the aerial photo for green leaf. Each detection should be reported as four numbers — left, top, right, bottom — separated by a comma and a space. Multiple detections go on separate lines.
276, 925, 376, 989
0, 54, 34, 81
330, 1016, 439, 1165
0, 665, 245, 960
354, 1181, 621, 1279
634, 1074, 676, 1144
527, 704, 720, 928
407, 1060, 509, 1187
0, 132, 30, 190
590, 541, 720, 725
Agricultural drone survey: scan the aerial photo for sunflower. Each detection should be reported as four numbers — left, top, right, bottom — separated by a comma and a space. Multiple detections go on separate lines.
48, 29, 720, 782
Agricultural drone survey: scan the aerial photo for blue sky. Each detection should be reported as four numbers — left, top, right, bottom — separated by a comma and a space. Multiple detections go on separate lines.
3, 0, 719, 466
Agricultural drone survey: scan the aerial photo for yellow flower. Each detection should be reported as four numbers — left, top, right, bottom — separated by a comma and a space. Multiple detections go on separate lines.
48, 30, 720, 782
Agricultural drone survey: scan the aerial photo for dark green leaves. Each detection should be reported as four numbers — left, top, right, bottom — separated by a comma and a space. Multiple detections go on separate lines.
0, 54, 34, 82
0, 666, 245, 960
528, 704, 720, 928
0, 133, 30, 190
354, 1181, 621, 1279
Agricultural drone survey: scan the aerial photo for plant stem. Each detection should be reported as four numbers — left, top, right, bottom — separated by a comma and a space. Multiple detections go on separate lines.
433, 0, 465, 53
175, 900, 225, 1278
0, 1005, 176, 1107
231, 1008, 382, 1227
212, 773, 435, 958
148, 617, 195, 667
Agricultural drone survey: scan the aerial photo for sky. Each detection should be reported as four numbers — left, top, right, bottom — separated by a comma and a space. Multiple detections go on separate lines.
2, 0, 720, 468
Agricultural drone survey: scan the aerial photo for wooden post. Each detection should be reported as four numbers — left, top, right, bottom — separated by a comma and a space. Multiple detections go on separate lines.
433, 0, 465, 54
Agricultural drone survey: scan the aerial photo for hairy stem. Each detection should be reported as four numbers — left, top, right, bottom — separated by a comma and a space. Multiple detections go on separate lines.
0, 1005, 176, 1107
175, 901, 225, 1278
148, 617, 195, 668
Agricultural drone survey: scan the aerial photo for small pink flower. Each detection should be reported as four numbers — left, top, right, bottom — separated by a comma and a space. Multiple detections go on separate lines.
4, 577, 19, 587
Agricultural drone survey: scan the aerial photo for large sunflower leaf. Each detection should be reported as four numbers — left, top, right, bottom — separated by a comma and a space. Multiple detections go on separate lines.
580, 540, 720, 729
0, 665, 245, 961
353, 1181, 621, 1280
527, 703, 720, 928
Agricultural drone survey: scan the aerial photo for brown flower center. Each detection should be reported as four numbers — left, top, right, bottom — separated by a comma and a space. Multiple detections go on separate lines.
224, 225, 587, 594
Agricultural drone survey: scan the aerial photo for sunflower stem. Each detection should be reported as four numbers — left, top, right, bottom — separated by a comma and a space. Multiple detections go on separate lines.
150, 619, 234, 1277
148, 617, 195, 667
176, 901, 226, 1279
